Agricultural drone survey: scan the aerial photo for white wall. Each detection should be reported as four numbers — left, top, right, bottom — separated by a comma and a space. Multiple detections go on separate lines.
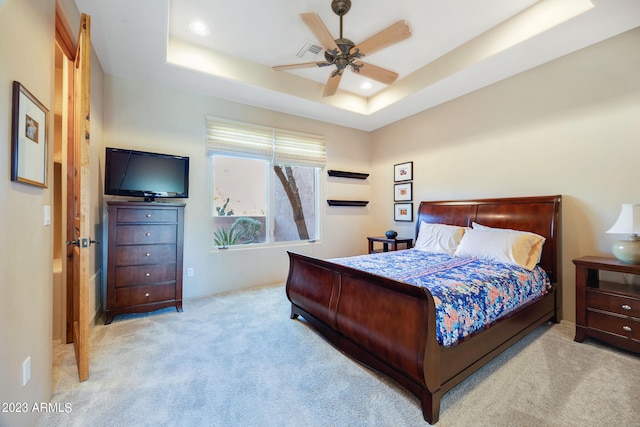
0, 1, 104, 426
102, 75, 373, 298
370, 27, 640, 322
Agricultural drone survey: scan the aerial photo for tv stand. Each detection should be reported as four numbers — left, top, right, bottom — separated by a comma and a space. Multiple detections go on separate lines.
105, 201, 185, 324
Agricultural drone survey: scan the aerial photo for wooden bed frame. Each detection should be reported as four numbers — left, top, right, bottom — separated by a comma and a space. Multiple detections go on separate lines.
285, 195, 561, 424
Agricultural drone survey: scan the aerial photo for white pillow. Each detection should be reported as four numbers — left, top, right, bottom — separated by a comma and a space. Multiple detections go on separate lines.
414, 222, 468, 255
471, 222, 546, 265
471, 222, 492, 230
453, 228, 544, 270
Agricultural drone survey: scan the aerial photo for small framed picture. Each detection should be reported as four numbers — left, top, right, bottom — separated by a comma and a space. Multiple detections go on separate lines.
394, 203, 413, 222
394, 161, 413, 182
394, 182, 412, 202
11, 81, 49, 188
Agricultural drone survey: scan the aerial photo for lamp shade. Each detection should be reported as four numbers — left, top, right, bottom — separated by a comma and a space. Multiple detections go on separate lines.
606, 204, 640, 235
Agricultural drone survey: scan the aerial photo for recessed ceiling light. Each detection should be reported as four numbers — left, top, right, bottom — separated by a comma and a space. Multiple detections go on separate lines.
189, 21, 210, 36
360, 81, 373, 90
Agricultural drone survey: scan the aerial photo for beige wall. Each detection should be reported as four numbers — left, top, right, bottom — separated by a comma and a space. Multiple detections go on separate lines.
370, 27, 640, 322
0, 1, 55, 426
102, 75, 373, 298
0, 1, 104, 426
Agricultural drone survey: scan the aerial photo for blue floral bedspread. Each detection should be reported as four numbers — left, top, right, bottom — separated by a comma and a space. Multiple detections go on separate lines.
329, 250, 551, 347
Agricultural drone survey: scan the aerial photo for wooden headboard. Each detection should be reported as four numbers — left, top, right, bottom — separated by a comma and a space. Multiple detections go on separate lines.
415, 195, 562, 283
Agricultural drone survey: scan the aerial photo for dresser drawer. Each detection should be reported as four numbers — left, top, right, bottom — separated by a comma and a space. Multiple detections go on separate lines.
116, 225, 177, 245
114, 283, 176, 307
587, 310, 640, 340
117, 208, 178, 224
115, 244, 176, 266
115, 264, 176, 287
587, 291, 640, 318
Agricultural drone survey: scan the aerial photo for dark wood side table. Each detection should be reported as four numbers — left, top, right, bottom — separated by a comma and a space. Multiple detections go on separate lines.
573, 256, 640, 353
367, 236, 413, 254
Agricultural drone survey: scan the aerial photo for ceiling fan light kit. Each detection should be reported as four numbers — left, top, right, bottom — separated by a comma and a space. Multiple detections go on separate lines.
273, 0, 411, 97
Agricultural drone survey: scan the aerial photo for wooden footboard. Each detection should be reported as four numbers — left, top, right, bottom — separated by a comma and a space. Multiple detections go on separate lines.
286, 251, 443, 422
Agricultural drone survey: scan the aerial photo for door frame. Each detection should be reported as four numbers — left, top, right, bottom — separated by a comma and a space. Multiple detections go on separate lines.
55, 5, 76, 346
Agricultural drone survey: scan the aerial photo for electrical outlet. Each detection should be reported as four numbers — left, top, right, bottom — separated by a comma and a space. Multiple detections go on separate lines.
22, 357, 31, 386
187, 267, 194, 277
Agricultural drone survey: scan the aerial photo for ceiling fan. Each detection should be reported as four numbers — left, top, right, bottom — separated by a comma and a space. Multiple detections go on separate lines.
273, 0, 411, 97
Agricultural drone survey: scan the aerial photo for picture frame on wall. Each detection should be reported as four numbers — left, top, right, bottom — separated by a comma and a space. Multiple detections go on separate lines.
394, 182, 412, 202
393, 161, 413, 182
11, 81, 49, 188
394, 203, 413, 222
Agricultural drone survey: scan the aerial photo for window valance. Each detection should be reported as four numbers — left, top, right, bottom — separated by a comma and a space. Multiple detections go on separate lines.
206, 117, 326, 167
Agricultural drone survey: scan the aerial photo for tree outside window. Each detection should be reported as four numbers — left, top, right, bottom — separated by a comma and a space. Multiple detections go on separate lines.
273, 165, 317, 242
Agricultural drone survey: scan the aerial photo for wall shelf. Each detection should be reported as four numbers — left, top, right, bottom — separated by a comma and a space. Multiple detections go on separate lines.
327, 170, 369, 180
327, 200, 369, 207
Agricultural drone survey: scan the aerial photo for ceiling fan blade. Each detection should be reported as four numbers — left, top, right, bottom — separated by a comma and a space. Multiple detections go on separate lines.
356, 62, 399, 85
301, 13, 339, 51
323, 73, 342, 97
357, 20, 411, 57
273, 62, 323, 71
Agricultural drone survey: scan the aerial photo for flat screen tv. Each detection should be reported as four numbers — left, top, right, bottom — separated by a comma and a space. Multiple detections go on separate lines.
104, 147, 189, 202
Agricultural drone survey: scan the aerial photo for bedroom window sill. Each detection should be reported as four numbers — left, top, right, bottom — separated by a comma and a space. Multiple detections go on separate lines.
210, 239, 321, 253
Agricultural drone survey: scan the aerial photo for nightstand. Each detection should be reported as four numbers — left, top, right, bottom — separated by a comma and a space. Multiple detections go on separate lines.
573, 256, 640, 353
367, 236, 413, 254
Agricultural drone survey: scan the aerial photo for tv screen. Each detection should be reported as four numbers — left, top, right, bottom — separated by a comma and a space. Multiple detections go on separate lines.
104, 147, 189, 202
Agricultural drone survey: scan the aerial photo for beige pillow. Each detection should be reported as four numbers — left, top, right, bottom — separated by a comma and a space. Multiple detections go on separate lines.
454, 228, 545, 270
414, 222, 468, 255
472, 222, 545, 265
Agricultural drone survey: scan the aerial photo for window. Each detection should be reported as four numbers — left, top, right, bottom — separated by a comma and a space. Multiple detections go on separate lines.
212, 156, 268, 245
206, 117, 325, 247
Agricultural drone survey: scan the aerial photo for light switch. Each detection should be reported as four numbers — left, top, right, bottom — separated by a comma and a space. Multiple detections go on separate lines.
44, 205, 51, 226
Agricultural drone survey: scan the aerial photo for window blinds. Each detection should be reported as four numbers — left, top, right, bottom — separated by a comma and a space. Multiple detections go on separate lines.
206, 117, 326, 167
205, 118, 274, 161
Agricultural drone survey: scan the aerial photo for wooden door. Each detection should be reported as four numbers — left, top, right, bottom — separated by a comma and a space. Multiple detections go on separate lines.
68, 13, 92, 382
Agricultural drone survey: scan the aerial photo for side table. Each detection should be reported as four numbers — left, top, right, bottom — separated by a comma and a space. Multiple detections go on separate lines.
367, 236, 413, 254
573, 255, 640, 353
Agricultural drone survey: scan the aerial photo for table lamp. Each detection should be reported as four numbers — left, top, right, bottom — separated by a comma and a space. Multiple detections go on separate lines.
606, 203, 640, 264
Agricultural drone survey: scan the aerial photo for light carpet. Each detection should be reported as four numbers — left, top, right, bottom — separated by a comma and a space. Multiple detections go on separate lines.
37, 284, 640, 426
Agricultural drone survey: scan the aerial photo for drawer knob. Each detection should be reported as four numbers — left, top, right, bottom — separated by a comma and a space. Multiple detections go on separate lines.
621, 304, 632, 311
145, 232, 151, 237
145, 273, 150, 277
623, 325, 632, 332
146, 214, 152, 218
145, 293, 150, 297
145, 253, 151, 257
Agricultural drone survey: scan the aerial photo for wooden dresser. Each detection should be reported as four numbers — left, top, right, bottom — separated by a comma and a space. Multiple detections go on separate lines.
573, 256, 640, 353
106, 201, 185, 324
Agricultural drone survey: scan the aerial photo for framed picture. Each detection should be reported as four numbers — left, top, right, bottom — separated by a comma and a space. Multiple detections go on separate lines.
394, 161, 413, 182
394, 203, 413, 222
11, 81, 49, 188
394, 182, 412, 202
